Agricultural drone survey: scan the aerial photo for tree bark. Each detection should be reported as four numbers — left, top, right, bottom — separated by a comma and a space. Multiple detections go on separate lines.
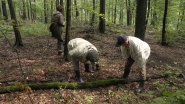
7, 0, 23, 47
21, 0, 26, 20
0, 73, 184, 94
44, 0, 48, 23
99, 0, 105, 33
64, 0, 71, 61
161, 0, 168, 45
90, 0, 95, 26
134, 0, 147, 40
2, 0, 8, 20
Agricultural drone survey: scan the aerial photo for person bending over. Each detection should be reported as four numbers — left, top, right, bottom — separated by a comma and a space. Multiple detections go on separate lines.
68, 38, 99, 83
115, 35, 150, 94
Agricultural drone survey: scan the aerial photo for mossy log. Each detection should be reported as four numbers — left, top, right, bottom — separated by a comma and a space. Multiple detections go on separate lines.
0, 73, 184, 94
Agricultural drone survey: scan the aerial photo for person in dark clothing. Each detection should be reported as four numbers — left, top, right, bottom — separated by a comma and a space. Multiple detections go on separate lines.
50, 5, 65, 55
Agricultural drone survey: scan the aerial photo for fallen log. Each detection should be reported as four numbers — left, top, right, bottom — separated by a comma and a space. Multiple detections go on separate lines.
0, 73, 184, 94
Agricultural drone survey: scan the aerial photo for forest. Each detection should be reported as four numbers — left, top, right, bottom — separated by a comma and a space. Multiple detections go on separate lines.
0, 0, 185, 103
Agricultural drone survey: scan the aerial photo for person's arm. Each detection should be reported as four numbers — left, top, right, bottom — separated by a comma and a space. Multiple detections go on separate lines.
58, 14, 65, 26
121, 47, 130, 64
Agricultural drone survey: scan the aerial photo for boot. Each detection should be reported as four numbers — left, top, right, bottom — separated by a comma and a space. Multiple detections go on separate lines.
122, 69, 130, 79
84, 64, 94, 73
74, 70, 84, 83
134, 80, 145, 94
58, 51, 62, 55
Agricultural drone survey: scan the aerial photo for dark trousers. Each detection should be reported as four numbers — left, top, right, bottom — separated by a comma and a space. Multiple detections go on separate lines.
125, 57, 146, 80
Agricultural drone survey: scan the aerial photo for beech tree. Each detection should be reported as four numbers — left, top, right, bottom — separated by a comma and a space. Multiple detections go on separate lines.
7, 0, 23, 47
135, 0, 147, 40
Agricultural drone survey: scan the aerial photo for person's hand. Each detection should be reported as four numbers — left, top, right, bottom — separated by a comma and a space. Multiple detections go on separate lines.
136, 67, 142, 72
124, 60, 129, 65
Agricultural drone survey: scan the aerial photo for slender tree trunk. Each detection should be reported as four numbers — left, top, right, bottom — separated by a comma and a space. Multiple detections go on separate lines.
161, 0, 168, 45
64, 0, 71, 61
7, 0, 23, 47
126, 0, 132, 26
56, 0, 59, 7
44, 0, 47, 23
26, 0, 30, 19
90, 0, 95, 26
113, 0, 117, 24
151, 0, 157, 26
135, 0, 147, 40
33, 0, 36, 21
119, 1, 123, 24
1, 0, 8, 20
50, 0, 53, 17
99, 0, 105, 33
21, 0, 26, 20
145, 0, 150, 30
74, 0, 79, 17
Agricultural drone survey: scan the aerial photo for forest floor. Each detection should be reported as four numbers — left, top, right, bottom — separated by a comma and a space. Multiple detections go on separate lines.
0, 26, 185, 104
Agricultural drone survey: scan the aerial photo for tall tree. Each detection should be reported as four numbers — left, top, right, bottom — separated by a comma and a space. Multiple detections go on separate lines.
64, 0, 71, 61
135, 0, 147, 40
26, 0, 30, 19
161, 0, 168, 45
126, 0, 132, 26
56, 0, 59, 7
145, 0, 150, 30
99, 0, 105, 33
90, 0, 95, 26
21, 0, 26, 20
74, 0, 79, 17
151, 0, 157, 26
1, 0, 8, 20
7, 0, 23, 47
113, 0, 117, 24
44, 0, 47, 23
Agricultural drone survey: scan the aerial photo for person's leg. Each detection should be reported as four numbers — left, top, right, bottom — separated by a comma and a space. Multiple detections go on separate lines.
84, 62, 95, 73
71, 58, 84, 83
134, 63, 146, 94
122, 57, 135, 78
57, 39, 63, 55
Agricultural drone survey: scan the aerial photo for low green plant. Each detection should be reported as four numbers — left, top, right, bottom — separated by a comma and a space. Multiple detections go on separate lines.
19, 21, 49, 37
142, 90, 185, 104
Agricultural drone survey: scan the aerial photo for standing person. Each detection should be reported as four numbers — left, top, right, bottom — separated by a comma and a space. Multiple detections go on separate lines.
115, 35, 150, 94
68, 38, 100, 83
50, 5, 65, 55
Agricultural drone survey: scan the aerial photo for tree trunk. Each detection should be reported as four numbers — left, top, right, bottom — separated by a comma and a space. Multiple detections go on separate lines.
126, 0, 132, 26
2, 0, 8, 20
99, 0, 105, 33
74, 0, 79, 17
113, 0, 117, 24
90, 0, 95, 26
64, 0, 71, 61
44, 0, 47, 23
161, 0, 168, 45
56, 0, 59, 7
26, 0, 30, 19
7, 0, 23, 47
135, 0, 147, 40
145, 0, 150, 30
0, 73, 183, 94
151, 0, 157, 26
21, 0, 26, 20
